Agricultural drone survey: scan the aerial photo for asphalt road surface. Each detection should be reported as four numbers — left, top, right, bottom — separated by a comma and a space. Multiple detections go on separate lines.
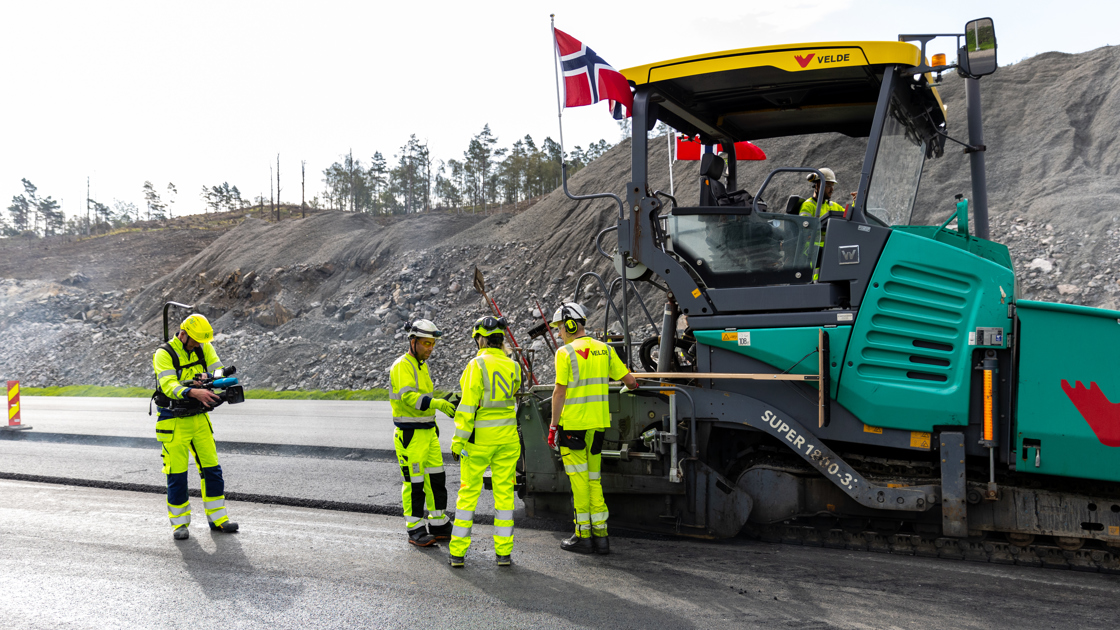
15, 396, 451, 451
2, 398, 1120, 629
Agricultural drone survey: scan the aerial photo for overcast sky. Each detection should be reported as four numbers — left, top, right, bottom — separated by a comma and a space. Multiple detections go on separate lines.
1, 0, 1115, 222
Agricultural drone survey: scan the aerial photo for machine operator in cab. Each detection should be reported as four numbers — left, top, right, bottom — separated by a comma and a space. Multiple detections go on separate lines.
799, 167, 852, 219
547, 302, 639, 554
389, 319, 458, 547
800, 167, 856, 279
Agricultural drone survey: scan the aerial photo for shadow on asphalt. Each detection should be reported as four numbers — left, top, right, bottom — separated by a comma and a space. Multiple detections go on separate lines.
174, 529, 306, 612
437, 532, 700, 629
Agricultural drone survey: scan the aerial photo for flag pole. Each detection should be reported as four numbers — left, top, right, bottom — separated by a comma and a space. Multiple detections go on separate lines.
550, 14, 567, 162
668, 132, 675, 196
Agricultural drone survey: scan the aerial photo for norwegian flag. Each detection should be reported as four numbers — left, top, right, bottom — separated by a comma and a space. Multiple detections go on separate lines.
554, 28, 633, 119
675, 135, 767, 161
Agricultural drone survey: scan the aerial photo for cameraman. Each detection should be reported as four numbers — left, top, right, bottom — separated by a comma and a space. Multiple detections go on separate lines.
152, 313, 239, 540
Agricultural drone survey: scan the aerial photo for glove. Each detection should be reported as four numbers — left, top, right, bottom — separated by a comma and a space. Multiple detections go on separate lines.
620, 382, 640, 394
451, 440, 463, 462
433, 398, 457, 417
547, 425, 558, 449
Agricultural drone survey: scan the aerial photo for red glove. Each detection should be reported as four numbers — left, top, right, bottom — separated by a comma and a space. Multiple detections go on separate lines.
547, 425, 558, 449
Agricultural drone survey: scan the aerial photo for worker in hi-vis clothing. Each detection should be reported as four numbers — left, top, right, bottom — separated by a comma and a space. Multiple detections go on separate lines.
152, 314, 238, 540
448, 316, 522, 568
799, 168, 851, 280
389, 319, 458, 547
548, 303, 639, 554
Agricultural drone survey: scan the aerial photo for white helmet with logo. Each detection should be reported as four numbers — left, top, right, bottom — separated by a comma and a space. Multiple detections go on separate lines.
407, 319, 443, 340
549, 302, 588, 333
806, 167, 838, 184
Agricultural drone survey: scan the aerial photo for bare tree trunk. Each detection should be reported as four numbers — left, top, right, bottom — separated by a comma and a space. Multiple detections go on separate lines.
301, 160, 306, 219
269, 166, 274, 221
276, 154, 281, 221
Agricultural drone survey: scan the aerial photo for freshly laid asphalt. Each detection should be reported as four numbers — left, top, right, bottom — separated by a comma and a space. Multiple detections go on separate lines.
12, 396, 452, 451
3, 397, 1120, 628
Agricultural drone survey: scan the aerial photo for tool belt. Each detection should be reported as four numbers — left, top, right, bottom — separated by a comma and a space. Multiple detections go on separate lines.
149, 390, 207, 418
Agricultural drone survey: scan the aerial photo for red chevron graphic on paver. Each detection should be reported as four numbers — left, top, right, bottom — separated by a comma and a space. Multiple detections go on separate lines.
1061, 380, 1120, 447
576, 348, 590, 360
794, 54, 815, 68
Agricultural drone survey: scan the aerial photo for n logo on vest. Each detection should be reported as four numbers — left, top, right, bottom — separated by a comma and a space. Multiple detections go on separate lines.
493, 372, 515, 399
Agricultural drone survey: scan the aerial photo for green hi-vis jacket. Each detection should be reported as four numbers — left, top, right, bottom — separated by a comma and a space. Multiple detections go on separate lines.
389, 352, 437, 429
453, 348, 522, 448
799, 197, 846, 218
554, 336, 630, 431
153, 336, 224, 401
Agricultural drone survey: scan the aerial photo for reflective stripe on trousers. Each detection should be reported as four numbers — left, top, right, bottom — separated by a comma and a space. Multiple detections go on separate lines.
204, 497, 228, 523
561, 429, 607, 538
395, 426, 447, 529
162, 413, 229, 528
168, 502, 191, 528
427, 510, 449, 527
450, 441, 520, 557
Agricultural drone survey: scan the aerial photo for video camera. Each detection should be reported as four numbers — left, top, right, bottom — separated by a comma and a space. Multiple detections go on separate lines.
187, 365, 246, 408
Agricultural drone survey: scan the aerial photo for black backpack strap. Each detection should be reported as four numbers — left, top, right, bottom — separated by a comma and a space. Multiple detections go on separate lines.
158, 343, 181, 377
158, 342, 205, 379
153, 342, 203, 413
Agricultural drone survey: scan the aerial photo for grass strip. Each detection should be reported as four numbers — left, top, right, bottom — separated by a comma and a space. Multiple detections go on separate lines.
21, 385, 401, 401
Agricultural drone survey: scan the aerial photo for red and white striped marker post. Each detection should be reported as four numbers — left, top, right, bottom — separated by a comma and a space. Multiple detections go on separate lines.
4, 380, 31, 431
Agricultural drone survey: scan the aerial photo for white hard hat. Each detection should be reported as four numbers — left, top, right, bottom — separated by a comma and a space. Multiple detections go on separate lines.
807, 168, 838, 184
407, 319, 443, 340
549, 302, 588, 328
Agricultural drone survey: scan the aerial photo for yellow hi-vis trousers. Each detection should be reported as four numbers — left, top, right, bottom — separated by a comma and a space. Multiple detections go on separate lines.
394, 426, 448, 531
158, 412, 230, 530
560, 428, 607, 538
450, 441, 520, 557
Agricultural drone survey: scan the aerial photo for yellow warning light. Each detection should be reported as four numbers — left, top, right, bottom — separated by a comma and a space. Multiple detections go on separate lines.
983, 370, 994, 441
932, 53, 947, 67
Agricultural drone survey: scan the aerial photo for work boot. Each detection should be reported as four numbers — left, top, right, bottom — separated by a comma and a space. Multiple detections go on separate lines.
449, 553, 465, 568
591, 536, 610, 555
173, 527, 189, 541
408, 527, 436, 547
560, 533, 593, 554
209, 521, 239, 533
495, 554, 512, 567
428, 521, 453, 541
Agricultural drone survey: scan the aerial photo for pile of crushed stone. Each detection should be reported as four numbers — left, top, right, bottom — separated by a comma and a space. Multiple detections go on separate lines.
2, 45, 1119, 389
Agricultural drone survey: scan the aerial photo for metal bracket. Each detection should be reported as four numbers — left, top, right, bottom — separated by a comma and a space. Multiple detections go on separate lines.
688, 387, 939, 512
940, 432, 969, 537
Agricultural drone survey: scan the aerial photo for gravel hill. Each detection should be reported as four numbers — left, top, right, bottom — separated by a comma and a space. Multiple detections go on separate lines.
2, 45, 1119, 390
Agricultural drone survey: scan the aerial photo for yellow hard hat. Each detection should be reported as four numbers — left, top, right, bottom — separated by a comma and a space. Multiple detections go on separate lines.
180, 313, 214, 344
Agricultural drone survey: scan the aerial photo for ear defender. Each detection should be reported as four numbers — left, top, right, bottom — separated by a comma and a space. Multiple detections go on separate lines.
565, 319, 578, 334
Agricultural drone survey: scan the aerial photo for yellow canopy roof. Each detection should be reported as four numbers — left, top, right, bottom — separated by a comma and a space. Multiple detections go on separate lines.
621, 41, 922, 85
620, 41, 943, 142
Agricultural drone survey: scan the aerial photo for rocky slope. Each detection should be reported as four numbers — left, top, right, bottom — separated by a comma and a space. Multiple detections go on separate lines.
2, 45, 1120, 390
